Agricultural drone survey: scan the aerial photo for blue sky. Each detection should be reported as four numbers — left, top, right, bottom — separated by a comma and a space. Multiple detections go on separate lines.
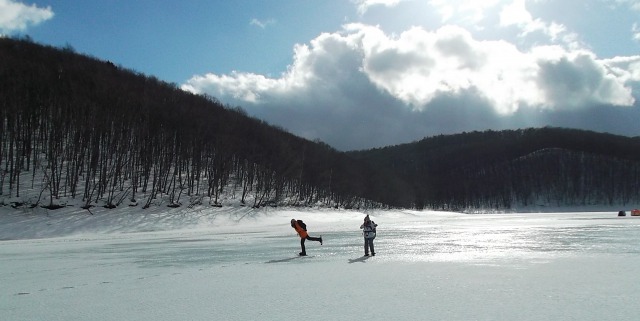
2, 0, 640, 150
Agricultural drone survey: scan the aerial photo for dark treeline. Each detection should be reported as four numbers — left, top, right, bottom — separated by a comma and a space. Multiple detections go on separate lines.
350, 128, 640, 210
0, 37, 412, 210
3, 37, 638, 212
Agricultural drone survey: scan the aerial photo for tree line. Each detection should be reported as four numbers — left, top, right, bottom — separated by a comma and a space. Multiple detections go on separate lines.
350, 128, 640, 210
0, 37, 412, 211
3, 37, 637, 212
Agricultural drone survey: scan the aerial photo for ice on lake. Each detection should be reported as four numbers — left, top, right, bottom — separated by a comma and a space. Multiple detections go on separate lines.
2, 209, 640, 320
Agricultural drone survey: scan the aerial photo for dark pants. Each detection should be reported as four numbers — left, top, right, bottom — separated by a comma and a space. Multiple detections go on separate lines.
364, 237, 375, 255
300, 235, 322, 254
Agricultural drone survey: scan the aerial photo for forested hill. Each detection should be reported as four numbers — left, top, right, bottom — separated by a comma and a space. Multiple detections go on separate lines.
2, 37, 639, 212
349, 128, 640, 210
0, 37, 412, 210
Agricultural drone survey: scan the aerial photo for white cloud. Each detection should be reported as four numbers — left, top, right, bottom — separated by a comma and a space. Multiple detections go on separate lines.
429, 0, 503, 25
427, 0, 580, 49
357, 24, 633, 112
249, 18, 276, 29
535, 49, 635, 108
604, 55, 640, 82
633, 23, 640, 42
352, 0, 404, 14
499, 0, 579, 47
182, 23, 638, 149
610, 0, 640, 11
0, 0, 53, 34
183, 72, 280, 103
359, 24, 529, 111
184, 23, 637, 111
499, 0, 532, 27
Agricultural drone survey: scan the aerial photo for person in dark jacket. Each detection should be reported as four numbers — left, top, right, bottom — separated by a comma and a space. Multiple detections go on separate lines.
291, 219, 323, 256
360, 215, 377, 256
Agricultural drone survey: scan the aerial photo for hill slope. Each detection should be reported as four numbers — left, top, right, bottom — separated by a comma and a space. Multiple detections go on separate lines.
0, 37, 412, 210
350, 128, 640, 210
2, 37, 638, 212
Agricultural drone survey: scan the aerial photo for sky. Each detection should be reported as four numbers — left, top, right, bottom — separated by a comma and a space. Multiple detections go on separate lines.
2, 0, 640, 151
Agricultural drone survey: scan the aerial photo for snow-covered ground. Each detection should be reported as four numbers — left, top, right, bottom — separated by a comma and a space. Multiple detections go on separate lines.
2, 206, 640, 320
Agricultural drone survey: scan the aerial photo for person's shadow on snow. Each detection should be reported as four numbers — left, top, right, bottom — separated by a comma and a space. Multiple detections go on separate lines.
265, 256, 309, 263
348, 256, 370, 264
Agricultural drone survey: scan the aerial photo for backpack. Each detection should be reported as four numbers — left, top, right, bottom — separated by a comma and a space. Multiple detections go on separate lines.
297, 220, 307, 231
364, 221, 377, 238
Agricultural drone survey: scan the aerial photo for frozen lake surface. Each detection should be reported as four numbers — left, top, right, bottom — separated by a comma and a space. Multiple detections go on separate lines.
2, 210, 640, 320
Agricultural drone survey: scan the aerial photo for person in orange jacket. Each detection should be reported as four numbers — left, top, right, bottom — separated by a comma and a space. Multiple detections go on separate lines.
291, 219, 323, 256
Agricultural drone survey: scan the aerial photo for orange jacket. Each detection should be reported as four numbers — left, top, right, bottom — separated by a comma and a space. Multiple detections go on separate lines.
292, 221, 308, 238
